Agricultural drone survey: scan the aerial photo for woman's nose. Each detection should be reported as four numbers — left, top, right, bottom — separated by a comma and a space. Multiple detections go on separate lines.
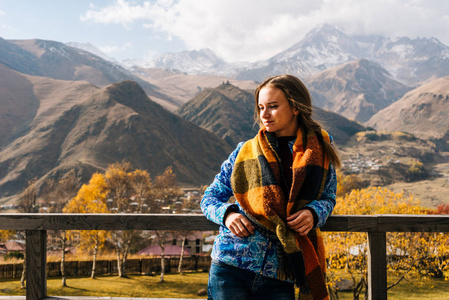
261, 109, 269, 118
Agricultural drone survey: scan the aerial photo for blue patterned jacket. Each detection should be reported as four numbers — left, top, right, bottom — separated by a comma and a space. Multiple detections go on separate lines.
201, 139, 337, 280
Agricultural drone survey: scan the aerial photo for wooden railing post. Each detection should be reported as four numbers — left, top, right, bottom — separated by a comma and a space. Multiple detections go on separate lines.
367, 232, 387, 300
26, 230, 47, 300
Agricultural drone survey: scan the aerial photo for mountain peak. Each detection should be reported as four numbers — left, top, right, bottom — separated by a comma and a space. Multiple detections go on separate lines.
177, 84, 258, 146
306, 58, 412, 122
305, 23, 346, 39
268, 23, 358, 73
104, 80, 159, 113
141, 48, 227, 75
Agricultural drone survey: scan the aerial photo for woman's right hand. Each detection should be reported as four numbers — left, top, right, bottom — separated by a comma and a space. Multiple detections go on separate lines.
225, 212, 255, 238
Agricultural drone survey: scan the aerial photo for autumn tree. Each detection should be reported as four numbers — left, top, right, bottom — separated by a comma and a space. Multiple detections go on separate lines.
40, 170, 79, 212
63, 173, 110, 279
0, 230, 14, 242
104, 161, 152, 277
407, 159, 426, 181
325, 187, 426, 299
177, 231, 187, 275
152, 166, 182, 282
17, 178, 38, 213
39, 170, 80, 287
422, 204, 449, 277
336, 171, 367, 197
153, 166, 182, 211
130, 169, 152, 213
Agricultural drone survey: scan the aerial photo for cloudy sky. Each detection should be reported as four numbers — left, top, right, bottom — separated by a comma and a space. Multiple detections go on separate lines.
0, 0, 448, 63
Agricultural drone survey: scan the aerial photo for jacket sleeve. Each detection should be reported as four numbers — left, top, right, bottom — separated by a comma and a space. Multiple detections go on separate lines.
305, 163, 337, 228
201, 143, 243, 227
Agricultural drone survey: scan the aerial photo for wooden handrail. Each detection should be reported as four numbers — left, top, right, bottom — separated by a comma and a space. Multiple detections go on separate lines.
1, 213, 449, 300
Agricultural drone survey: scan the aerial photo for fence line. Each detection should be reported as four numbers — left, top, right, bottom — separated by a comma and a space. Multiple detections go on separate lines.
0, 256, 211, 279
1, 213, 449, 300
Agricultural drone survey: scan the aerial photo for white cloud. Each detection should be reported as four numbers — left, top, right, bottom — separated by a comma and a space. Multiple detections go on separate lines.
81, 0, 153, 29
81, 0, 449, 62
98, 45, 119, 54
99, 42, 132, 54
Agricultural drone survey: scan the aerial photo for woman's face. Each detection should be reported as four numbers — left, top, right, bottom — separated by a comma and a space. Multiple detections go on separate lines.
258, 86, 299, 137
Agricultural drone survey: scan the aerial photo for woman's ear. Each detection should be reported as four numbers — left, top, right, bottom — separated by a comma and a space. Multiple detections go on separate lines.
293, 108, 300, 115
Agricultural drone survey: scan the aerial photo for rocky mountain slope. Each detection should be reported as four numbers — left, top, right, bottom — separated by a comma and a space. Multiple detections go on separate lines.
0, 38, 177, 108
305, 59, 412, 122
366, 76, 449, 140
0, 63, 39, 148
176, 83, 365, 147
177, 83, 259, 147
0, 67, 231, 198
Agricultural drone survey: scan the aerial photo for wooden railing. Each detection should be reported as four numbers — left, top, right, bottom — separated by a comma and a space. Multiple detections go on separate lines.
1, 213, 449, 300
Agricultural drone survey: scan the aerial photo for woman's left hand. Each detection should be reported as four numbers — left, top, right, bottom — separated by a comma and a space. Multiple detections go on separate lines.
286, 209, 314, 236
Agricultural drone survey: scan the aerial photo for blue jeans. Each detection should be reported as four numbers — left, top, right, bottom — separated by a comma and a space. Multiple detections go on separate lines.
207, 261, 295, 300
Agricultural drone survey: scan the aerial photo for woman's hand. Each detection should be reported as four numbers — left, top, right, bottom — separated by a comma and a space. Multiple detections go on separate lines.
225, 212, 255, 238
287, 209, 314, 236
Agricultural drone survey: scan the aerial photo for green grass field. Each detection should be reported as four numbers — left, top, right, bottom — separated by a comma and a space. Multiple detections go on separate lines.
0, 272, 209, 299
1, 272, 449, 299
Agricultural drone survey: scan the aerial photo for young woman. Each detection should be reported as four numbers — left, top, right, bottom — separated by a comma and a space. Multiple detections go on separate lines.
201, 74, 340, 300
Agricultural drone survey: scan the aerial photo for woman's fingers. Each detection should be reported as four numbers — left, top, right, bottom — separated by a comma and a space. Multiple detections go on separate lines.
225, 212, 254, 237
287, 209, 314, 236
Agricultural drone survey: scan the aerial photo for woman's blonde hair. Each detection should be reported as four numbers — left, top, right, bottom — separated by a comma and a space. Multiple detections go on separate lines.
255, 74, 341, 168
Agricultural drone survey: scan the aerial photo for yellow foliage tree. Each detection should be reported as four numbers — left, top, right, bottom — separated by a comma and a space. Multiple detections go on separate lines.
0, 230, 15, 256
63, 173, 110, 279
422, 204, 449, 278
0, 230, 14, 241
336, 171, 367, 197
103, 161, 153, 277
325, 187, 427, 299
64, 162, 179, 280
408, 159, 424, 174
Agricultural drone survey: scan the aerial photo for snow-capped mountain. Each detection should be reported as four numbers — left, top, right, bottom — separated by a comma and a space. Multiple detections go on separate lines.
124, 24, 449, 85
130, 48, 233, 75
274, 24, 362, 69
368, 36, 449, 84
236, 24, 449, 84
234, 24, 367, 81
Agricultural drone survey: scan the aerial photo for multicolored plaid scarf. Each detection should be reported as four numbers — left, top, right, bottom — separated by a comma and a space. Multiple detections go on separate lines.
231, 127, 330, 300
